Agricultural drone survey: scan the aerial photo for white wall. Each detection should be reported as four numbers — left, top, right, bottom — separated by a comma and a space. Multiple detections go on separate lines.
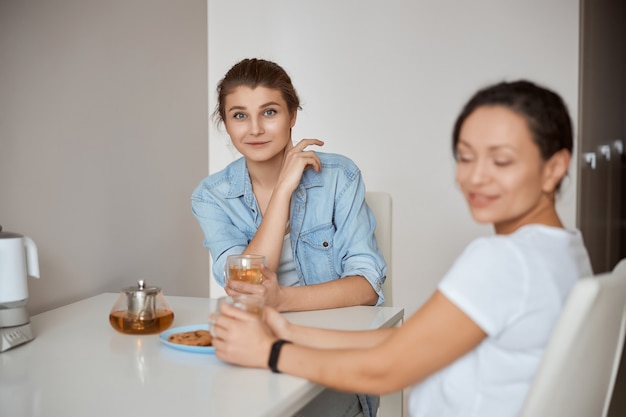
0, 0, 210, 314
208, 0, 580, 315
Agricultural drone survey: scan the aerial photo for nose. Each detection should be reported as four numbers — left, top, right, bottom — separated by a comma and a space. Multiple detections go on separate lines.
249, 116, 264, 136
470, 160, 491, 185
459, 159, 490, 186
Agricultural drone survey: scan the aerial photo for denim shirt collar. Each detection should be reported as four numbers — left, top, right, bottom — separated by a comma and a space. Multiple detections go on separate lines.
225, 157, 325, 204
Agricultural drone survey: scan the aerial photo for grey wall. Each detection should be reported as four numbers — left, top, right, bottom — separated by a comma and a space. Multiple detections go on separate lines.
0, 0, 210, 315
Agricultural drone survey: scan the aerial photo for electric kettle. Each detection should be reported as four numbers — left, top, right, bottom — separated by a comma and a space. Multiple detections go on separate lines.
0, 225, 40, 352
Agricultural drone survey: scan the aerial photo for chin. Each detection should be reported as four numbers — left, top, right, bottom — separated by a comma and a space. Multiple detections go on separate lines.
469, 210, 495, 225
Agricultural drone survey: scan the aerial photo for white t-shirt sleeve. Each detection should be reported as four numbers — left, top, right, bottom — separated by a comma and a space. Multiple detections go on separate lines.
438, 237, 528, 336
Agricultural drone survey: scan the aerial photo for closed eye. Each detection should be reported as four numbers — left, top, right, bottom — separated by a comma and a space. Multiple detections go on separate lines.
494, 159, 513, 167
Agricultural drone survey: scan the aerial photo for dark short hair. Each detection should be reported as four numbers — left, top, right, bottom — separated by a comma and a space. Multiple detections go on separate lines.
452, 80, 573, 161
213, 58, 301, 127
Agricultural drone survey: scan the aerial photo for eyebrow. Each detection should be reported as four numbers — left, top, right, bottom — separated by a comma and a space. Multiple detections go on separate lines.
227, 101, 282, 113
457, 140, 516, 152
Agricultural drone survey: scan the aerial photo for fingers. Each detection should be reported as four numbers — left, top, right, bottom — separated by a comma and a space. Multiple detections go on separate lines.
259, 264, 276, 281
212, 304, 258, 339
219, 303, 254, 320
284, 142, 323, 173
292, 138, 324, 151
226, 279, 266, 296
276, 139, 325, 193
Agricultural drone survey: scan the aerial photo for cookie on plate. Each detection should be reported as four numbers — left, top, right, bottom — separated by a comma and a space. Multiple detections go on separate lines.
167, 330, 213, 346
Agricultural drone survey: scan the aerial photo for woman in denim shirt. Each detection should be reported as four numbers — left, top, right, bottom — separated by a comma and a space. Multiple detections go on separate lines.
192, 58, 386, 313
192, 58, 385, 417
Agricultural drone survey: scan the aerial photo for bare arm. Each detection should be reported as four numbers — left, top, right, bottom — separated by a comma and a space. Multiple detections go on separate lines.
226, 267, 378, 311
243, 139, 324, 272
265, 306, 394, 349
277, 291, 486, 394
213, 290, 487, 395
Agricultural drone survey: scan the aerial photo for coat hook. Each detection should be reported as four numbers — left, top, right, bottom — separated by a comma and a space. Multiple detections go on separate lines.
583, 152, 596, 170
599, 145, 611, 161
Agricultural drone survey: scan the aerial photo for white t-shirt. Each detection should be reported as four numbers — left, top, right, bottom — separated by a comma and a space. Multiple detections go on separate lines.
409, 225, 592, 417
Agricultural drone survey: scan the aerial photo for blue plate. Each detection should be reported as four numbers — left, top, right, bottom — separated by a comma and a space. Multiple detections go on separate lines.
160, 324, 215, 354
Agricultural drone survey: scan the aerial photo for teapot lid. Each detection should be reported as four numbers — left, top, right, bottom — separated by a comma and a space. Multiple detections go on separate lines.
122, 279, 161, 296
0, 225, 24, 239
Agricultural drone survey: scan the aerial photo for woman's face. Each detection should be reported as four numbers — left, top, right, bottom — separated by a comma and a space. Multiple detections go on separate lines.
223, 85, 296, 164
455, 105, 558, 234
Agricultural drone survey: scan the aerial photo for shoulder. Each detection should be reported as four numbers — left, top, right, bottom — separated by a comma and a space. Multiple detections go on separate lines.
192, 158, 245, 200
445, 225, 585, 286
316, 152, 361, 179
449, 234, 528, 280
461, 234, 525, 261
439, 235, 530, 334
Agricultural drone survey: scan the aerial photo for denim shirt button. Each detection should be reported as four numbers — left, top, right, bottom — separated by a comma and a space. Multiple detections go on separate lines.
323, 241, 329, 247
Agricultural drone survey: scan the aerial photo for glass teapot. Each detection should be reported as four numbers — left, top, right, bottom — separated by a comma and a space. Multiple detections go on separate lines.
109, 280, 174, 335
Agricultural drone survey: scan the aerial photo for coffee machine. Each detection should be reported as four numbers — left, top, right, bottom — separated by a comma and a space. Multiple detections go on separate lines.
0, 225, 40, 352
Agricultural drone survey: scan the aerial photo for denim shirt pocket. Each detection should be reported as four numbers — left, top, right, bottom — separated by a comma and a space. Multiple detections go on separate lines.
298, 224, 338, 283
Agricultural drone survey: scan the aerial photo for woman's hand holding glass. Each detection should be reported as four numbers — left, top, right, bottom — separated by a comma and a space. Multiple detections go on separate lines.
211, 300, 278, 369
226, 265, 285, 310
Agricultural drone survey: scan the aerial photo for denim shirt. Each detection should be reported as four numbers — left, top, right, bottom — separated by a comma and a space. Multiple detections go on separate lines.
191, 152, 387, 305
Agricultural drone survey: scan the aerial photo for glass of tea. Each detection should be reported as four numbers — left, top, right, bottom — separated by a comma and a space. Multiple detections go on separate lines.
209, 294, 264, 336
225, 254, 266, 284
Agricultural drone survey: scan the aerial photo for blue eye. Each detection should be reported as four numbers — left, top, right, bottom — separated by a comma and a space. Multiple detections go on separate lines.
233, 112, 246, 120
263, 109, 277, 117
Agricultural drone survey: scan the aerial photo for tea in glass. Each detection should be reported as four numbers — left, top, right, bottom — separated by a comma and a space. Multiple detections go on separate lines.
226, 254, 266, 284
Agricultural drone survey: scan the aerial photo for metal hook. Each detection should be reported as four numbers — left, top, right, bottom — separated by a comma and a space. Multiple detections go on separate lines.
583, 152, 596, 170
599, 145, 611, 161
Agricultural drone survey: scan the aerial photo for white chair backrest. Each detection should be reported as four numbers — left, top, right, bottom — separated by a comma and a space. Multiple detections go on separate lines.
518, 258, 626, 417
365, 191, 393, 307
210, 191, 394, 305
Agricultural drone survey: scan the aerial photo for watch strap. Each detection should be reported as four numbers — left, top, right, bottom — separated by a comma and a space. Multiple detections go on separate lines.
268, 339, 292, 373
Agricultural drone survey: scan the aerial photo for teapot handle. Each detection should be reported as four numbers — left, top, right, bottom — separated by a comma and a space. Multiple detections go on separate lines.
24, 237, 40, 279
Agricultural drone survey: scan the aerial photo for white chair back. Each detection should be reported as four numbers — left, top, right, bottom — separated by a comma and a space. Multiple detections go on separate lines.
518, 258, 626, 417
365, 191, 393, 306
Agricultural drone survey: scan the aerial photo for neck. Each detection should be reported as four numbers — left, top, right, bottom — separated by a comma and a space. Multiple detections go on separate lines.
246, 149, 285, 190
494, 198, 563, 235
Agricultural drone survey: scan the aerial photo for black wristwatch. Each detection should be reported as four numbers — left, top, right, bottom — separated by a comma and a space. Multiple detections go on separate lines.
268, 339, 292, 373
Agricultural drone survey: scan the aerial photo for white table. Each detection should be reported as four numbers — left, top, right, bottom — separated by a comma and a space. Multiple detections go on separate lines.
0, 293, 404, 417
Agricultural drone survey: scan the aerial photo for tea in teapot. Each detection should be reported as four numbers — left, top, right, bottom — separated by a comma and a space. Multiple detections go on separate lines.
109, 280, 174, 335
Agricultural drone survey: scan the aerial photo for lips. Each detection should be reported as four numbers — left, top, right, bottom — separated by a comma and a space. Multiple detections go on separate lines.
245, 141, 270, 147
467, 192, 498, 207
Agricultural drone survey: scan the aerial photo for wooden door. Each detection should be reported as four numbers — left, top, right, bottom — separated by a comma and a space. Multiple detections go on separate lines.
578, 0, 626, 274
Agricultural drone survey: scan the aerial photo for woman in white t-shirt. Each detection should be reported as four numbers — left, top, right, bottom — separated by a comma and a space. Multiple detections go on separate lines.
211, 80, 593, 417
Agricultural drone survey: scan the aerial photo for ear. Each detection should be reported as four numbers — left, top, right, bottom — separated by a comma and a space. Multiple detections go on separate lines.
542, 149, 571, 193
290, 110, 297, 128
